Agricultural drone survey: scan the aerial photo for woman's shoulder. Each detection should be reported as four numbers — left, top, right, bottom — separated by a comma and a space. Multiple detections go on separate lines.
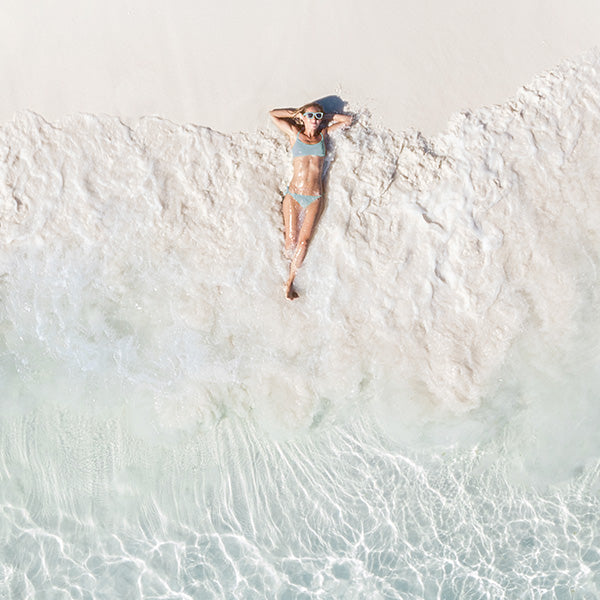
287, 125, 302, 144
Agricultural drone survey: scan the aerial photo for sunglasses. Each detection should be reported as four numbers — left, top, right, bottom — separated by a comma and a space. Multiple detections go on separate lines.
303, 112, 323, 120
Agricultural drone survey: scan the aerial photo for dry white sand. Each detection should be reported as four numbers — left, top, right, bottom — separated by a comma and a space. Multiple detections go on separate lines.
2, 0, 599, 135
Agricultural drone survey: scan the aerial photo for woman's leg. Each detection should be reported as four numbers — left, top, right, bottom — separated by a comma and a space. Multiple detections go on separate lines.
282, 194, 300, 257
285, 199, 320, 299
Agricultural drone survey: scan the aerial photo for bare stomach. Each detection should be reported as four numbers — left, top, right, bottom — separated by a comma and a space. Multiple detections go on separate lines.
288, 157, 323, 196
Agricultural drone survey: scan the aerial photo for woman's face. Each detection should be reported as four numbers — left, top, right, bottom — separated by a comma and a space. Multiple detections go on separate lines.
302, 106, 323, 133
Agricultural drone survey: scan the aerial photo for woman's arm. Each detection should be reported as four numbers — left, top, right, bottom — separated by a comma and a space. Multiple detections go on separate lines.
325, 113, 353, 134
270, 108, 300, 138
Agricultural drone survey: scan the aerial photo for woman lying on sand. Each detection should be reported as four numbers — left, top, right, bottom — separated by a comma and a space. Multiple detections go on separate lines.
270, 102, 352, 299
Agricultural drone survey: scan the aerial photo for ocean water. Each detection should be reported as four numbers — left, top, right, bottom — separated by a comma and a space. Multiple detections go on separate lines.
1, 50, 600, 599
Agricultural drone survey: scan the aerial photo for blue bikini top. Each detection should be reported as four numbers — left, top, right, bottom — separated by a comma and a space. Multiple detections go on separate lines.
292, 132, 326, 158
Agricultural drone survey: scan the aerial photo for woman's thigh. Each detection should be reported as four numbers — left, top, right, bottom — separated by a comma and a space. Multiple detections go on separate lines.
282, 194, 300, 237
297, 199, 321, 241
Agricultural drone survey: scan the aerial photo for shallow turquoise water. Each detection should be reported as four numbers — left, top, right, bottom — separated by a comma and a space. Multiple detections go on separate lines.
1, 51, 600, 599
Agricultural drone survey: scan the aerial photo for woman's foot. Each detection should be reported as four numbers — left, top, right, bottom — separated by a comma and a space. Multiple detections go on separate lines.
285, 279, 299, 300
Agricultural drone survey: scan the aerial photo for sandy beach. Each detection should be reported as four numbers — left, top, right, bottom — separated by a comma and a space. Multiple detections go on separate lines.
3, 2, 600, 597
3, 0, 599, 135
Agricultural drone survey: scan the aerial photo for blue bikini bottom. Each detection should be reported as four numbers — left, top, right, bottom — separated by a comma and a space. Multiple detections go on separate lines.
286, 187, 321, 208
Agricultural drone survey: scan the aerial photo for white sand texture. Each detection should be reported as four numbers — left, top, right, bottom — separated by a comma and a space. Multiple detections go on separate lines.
2, 0, 599, 134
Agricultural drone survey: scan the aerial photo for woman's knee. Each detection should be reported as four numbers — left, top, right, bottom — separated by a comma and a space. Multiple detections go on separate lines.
294, 239, 309, 258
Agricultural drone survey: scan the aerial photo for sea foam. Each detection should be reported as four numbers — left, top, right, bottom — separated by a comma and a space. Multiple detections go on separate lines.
1, 50, 600, 598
